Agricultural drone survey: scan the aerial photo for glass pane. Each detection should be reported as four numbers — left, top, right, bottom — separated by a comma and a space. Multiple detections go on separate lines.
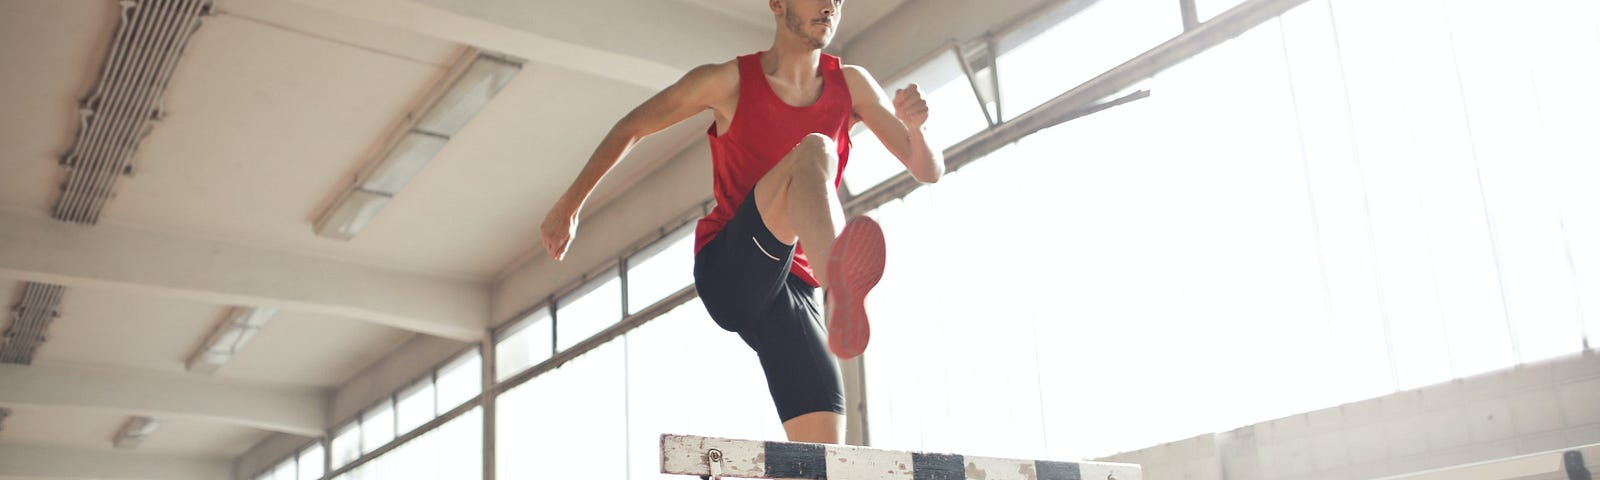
297, 444, 324, 480
396, 377, 435, 434
436, 349, 482, 415
330, 423, 360, 470
497, 341, 626, 479
435, 407, 485, 479
496, 307, 553, 382
920, 75, 990, 151
273, 459, 296, 480
555, 273, 623, 351
1195, 0, 1247, 22
998, 0, 1181, 116
841, 126, 900, 196
625, 224, 696, 315
360, 400, 395, 454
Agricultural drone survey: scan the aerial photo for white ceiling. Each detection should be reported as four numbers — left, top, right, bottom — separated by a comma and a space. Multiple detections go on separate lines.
0, 404, 268, 459
25, 278, 417, 388
0, 0, 910, 476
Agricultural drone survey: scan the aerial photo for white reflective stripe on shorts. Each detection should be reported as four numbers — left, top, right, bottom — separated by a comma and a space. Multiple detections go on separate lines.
751, 236, 781, 261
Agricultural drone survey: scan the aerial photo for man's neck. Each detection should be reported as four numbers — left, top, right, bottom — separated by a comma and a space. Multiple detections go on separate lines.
763, 39, 823, 84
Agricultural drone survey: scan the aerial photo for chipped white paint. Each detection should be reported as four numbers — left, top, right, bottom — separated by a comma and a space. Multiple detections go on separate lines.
825, 443, 916, 480
964, 456, 1041, 480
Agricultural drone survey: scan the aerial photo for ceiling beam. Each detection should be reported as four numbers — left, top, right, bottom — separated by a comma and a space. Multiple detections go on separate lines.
232, 0, 767, 92
0, 363, 325, 437
0, 443, 233, 480
0, 208, 489, 341
402, 0, 768, 72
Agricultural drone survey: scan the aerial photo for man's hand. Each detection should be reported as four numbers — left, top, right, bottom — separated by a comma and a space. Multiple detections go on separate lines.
893, 83, 930, 130
540, 201, 579, 261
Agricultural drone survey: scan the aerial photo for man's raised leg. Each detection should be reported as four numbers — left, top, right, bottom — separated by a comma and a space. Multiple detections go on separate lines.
752, 132, 883, 361
741, 134, 856, 448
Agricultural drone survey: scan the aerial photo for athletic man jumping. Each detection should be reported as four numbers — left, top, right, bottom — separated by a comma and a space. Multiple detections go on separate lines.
540, 0, 943, 445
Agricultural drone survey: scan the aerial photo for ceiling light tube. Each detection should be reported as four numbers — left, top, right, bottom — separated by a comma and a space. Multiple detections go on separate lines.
360, 129, 450, 195
187, 306, 277, 374
113, 416, 160, 450
413, 53, 522, 136
313, 189, 392, 240
313, 49, 521, 240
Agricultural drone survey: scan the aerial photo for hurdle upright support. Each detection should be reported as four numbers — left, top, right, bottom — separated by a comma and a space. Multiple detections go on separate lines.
661, 433, 1142, 480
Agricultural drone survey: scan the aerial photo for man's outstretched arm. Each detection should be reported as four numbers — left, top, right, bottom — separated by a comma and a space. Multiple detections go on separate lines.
842, 65, 944, 184
541, 62, 736, 260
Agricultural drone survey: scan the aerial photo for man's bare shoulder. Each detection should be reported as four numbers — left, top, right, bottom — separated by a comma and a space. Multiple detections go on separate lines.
681, 60, 740, 96
841, 64, 871, 82
839, 65, 884, 100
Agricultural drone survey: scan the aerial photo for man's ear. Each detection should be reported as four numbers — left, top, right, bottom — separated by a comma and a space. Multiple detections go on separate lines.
769, 0, 783, 16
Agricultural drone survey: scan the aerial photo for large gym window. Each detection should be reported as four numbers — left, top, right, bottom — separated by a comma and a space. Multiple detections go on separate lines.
555, 272, 623, 352
997, 0, 1179, 117
395, 376, 435, 434
335, 406, 482, 480
296, 443, 323, 480
359, 399, 396, 454
623, 298, 785, 480
495, 306, 553, 381
860, 0, 1599, 462
496, 341, 627, 479
435, 348, 482, 415
625, 223, 696, 315
330, 422, 360, 470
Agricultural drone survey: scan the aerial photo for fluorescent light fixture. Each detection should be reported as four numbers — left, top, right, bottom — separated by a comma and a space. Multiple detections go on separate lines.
186, 306, 277, 374
314, 49, 521, 240
360, 129, 449, 195
414, 53, 521, 136
113, 416, 159, 450
314, 189, 392, 240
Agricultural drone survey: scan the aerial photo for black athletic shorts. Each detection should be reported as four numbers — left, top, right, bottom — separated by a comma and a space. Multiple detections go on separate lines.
693, 192, 845, 423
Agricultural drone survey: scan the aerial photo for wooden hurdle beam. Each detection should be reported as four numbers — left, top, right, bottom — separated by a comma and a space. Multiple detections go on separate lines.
661, 434, 1143, 480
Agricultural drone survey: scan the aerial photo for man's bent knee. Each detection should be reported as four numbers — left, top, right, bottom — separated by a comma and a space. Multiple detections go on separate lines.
798, 132, 834, 152
793, 133, 839, 176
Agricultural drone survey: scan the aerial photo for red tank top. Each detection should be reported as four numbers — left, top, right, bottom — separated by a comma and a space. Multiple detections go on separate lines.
694, 52, 854, 287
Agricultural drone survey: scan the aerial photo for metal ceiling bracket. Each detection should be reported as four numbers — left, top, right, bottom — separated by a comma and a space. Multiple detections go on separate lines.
955, 35, 1003, 127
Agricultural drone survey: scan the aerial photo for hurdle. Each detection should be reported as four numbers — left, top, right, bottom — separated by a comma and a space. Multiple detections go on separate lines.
661, 434, 1143, 480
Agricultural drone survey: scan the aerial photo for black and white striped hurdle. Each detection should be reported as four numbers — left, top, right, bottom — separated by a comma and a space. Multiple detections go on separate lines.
661, 434, 1142, 480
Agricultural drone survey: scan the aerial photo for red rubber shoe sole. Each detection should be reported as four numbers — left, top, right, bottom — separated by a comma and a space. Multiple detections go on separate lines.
826, 216, 885, 360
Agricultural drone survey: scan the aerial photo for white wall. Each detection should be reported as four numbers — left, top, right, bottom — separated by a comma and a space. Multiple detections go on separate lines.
1099, 350, 1600, 480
